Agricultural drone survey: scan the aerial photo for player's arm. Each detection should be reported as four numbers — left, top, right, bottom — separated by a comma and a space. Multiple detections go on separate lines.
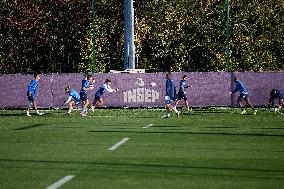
185, 83, 192, 88
229, 85, 239, 95
104, 84, 117, 93
83, 83, 94, 91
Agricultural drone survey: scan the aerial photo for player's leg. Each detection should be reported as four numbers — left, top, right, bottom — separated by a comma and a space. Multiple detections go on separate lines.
163, 104, 172, 118
31, 101, 43, 115
244, 96, 257, 115
183, 94, 190, 111
80, 91, 89, 116
27, 101, 32, 116
267, 97, 274, 108
27, 93, 34, 116
237, 96, 246, 114
278, 98, 284, 111
68, 100, 75, 114
95, 97, 104, 107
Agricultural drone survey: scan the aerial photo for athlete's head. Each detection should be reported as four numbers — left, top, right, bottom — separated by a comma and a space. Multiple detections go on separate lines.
182, 75, 188, 80
105, 79, 111, 85
87, 74, 93, 82
233, 77, 238, 83
65, 86, 71, 93
34, 73, 41, 80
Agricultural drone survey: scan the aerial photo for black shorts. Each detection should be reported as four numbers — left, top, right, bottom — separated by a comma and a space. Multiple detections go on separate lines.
80, 90, 88, 101
177, 92, 188, 101
239, 93, 249, 100
27, 92, 35, 102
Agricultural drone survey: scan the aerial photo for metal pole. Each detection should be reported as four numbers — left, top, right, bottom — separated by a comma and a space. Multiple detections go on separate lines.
226, 0, 231, 71
91, 0, 96, 72
124, 0, 135, 70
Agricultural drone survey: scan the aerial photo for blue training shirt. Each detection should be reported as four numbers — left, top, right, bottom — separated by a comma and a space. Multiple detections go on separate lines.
232, 80, 248, 95
179, 79, 188, 93
166, 79, 176, 100
27, 79, 38, 97
271, 90, 283, 98
69, 90, 80, 102
81, 79, 91, 92
95, 83, 116, 98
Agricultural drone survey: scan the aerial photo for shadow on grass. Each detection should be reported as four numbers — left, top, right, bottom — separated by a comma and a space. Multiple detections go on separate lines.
0, 158, 284, 174
0, 112, 51, 117
88, 130, 284, 137
13, 124, 49, 130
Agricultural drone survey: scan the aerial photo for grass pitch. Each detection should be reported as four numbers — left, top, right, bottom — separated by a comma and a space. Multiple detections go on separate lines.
0, 108, 284, 189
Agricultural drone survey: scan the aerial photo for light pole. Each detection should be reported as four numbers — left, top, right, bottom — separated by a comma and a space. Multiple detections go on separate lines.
124, 0, 135, 70
91, 0, 96, 72
226, 0, 231, 71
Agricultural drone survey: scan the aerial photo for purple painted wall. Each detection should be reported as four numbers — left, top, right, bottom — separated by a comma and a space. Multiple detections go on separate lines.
0, 72, 283, 108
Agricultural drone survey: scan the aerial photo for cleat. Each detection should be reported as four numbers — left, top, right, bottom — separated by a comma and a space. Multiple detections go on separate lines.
27, 113, 31, 117
37, 112, 44, 116
240, 110, 247, 115
80, 113, 87, 117
253, 109, 257, 115
162, 114, 170, 118
176, 111, 180, 117
67, 112, 71, 115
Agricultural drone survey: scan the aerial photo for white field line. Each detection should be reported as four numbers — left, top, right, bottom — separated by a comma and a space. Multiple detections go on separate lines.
143, 124, 153, 129
46, 175, 74, 189
108, 138, 130, 151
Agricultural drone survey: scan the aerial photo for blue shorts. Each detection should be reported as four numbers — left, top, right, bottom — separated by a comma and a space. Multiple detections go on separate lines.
239, 93, 249, 100
95, 96, 102, 101
74, 98, 80, 104
177, 92, 188, 101
27, 92, 35, 102
80, 90, 88, 101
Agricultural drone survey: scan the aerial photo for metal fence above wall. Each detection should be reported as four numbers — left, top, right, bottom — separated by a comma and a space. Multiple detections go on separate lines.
0, 72, 283, 108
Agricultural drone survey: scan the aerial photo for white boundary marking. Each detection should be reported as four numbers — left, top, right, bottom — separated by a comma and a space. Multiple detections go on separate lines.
46, 175, 74, 189
143, 124, 153, 129
108, 138, 130, 151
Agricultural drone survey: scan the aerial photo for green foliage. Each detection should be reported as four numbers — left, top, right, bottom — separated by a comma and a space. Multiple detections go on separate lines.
0, 0, 283, 73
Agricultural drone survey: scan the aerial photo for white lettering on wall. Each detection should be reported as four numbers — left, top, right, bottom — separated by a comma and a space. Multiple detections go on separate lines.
123, 78, 160, 103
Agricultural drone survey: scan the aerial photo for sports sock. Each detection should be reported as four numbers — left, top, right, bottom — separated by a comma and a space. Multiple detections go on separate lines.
172, 106, 178, 113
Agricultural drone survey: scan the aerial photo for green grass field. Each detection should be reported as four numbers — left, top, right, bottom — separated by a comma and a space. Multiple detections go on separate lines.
0, 108, 284, 189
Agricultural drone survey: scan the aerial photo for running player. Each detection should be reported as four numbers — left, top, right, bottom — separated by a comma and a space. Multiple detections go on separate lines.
229, 76, 257, 115
268, 89, 284, 111
175, 75, 192, 111
80, 74, 95, 116
26, 73, 43, 116
64, 86, 80, 115
163, 72, 179, 118
91, 79, 118, 111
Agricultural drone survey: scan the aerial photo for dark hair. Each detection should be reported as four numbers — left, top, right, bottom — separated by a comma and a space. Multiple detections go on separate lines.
87, 74, 93, 80
105, 79, 111, 83
65, 86, 71, 91
182, 75, 187, 79
34, 73, 40, 78
166, 72, 171, 79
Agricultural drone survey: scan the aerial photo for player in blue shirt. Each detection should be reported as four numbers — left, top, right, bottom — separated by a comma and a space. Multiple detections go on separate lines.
229, 77, 257, 115
91, 79, 118, 112
175, 75, 192, 112
268, 89, 284, 112
80, 74, 95, 116
64, 86, 80, 115
26, 73, 43, 116
163, 72, 179, 118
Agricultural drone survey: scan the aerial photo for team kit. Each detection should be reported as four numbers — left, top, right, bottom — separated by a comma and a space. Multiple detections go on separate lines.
26, 73, 284, 117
